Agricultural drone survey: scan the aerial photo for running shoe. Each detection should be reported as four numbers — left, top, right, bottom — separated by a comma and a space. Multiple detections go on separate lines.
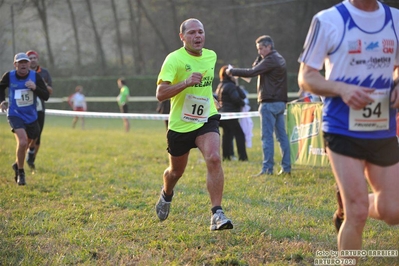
333, 210, 344, 233
26, 152, 35, 170
333, 184, 344, 233
12, 162, 18, 183
17, 171, 26, 186
210, 209, 233, 231
155, 190, 172, 221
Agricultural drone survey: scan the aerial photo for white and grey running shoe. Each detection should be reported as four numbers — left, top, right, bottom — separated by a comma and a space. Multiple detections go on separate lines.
210, 209, 233, 231
155, 190, 172, 221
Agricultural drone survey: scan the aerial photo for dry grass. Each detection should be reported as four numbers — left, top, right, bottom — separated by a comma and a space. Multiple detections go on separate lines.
0, 115, 398, 265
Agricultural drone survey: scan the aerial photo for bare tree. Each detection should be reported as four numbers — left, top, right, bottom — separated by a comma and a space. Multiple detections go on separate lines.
0, 0, 10, 58
137, 0, 169, 54
111, 0, 124, 66
231, 0, 246, 66
66, 0, 82, 68
3, 0, 391, 78
166, 0, 180, 49
31, 0, 54, 68
127, 0, 145, 74
84, 0, 107, 73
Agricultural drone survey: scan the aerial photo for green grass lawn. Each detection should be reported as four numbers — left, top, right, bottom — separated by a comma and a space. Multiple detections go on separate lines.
0, 115, 398, 265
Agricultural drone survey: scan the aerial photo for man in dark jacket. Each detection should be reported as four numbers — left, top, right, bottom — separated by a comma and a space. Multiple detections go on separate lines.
0, 53, 49, 185
227, 35, 291, 176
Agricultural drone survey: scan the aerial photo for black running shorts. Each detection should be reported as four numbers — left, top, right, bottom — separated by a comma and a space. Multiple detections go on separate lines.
167, 114, 221, 157
8, 116, 41, 140
323, 132, 399, 166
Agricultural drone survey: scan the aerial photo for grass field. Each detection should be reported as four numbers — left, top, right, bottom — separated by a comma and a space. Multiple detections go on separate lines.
0, 114, 398, 265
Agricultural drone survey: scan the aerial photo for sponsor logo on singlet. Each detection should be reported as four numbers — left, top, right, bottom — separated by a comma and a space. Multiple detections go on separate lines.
365, 41, 379, 52
382, 39, 395, 54
349, 56, 391, 69
348, 40, 362, 54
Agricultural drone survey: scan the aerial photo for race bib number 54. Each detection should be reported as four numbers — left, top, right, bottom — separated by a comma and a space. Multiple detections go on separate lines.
349, 89, 390, 131
181, 94, 210, 123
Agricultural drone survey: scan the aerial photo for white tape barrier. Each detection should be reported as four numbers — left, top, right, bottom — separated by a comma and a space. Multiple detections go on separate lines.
46, 92, 299, 103
38, 93, 299, 120
43, 109, 260, 121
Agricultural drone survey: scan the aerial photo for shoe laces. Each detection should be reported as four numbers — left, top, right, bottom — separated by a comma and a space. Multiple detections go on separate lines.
214, 210, 226, 221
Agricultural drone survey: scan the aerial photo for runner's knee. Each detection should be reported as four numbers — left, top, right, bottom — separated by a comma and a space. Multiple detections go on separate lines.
376, 203, 399, 225
204, 152, 221, 166
165, 168, 183, 180
346, 203, 368, 226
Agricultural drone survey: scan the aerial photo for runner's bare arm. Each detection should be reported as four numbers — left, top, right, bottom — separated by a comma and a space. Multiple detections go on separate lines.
156, 72, 203, 102
298, 63, 374, 110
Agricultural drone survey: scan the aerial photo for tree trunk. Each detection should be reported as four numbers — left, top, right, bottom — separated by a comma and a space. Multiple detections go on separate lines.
166, 0, 180, 49
231, 0, 245, 66
137, 0, 169, 54
32, 0, 54, 68
111, 0, 124, 66
127, 0, 145, 74
85, 0, 107, 73
66, 0, 82, 68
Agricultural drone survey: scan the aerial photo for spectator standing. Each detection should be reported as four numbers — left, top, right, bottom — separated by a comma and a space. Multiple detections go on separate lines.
227, 35, 291, 176
68, 85, 87, 129
25, 50, 53, 170
298, 0, 399, 262
155, 18, 233, 231
239, 85, 254, 148
216, 65, 248, 161
0, 53, 49, 185
117, 78, 130, 132
156, 99, 170, 130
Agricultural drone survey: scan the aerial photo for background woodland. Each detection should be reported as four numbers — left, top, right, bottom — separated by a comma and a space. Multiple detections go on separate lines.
1, 0, 399, 109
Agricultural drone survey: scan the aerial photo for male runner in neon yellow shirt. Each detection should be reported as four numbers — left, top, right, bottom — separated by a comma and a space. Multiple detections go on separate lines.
155, 18, 233, 231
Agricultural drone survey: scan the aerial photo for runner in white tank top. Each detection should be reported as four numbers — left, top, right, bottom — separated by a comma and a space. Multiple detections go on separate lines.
298, 0, 399, 263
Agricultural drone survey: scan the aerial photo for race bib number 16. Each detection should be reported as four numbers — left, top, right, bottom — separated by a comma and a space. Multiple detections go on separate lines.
181, 94, 210, 123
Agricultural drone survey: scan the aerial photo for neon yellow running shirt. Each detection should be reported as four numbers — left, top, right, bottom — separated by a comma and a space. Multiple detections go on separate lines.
157, 47, 218, 133
117, 85, 130, 106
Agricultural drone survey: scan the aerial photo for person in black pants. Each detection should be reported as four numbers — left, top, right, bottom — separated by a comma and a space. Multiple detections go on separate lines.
156, 99, 170, 130
25, 50, 53, 170
216, 65, 248, 161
